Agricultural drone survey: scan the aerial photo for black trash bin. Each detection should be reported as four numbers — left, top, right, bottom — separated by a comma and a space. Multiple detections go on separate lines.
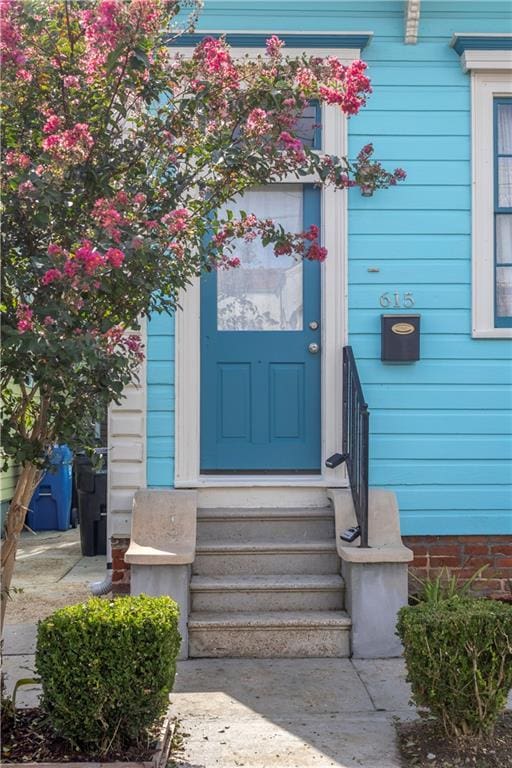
75, 450, 108, 557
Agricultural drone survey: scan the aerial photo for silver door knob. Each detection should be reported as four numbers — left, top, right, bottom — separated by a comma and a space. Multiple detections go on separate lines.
308, 343, 320, 354
309, 320, 319, 331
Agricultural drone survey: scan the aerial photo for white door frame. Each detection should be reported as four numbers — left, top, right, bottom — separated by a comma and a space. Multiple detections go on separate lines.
175, 44, 358, 488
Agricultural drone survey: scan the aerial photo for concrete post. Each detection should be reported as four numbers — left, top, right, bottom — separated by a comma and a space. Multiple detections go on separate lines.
343, 561, 409, 658
131, 564, 191, 660
328, 488, 413, 658
125, 489, 197, 661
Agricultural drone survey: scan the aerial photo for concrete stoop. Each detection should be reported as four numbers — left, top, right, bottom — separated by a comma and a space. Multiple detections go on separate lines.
188, 505, 350, 658
127, 488, 412, 660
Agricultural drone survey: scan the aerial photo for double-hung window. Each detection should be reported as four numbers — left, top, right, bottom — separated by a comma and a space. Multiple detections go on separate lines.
495, 98, 512, 327
451, 34, 512, 337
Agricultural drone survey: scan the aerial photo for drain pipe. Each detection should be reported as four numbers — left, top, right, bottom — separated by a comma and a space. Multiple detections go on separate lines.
89, 513, 112, 595
89, 528, 112, 595
89, 445, 113, 596
90, 567, 112, 596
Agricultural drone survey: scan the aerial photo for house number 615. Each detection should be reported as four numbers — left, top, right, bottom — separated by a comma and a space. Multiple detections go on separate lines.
379, 291, 415, 309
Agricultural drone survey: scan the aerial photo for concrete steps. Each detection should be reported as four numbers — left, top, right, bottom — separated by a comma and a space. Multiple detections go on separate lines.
191, 574, 345, 612
189, 505, 349, 658
197, 506, 335, 541
188, 610, 351, 658
194, 540, 340, 576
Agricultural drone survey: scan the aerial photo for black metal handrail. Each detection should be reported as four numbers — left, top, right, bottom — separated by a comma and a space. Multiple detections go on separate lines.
343, 346, 369, 547
326, 346, 369, 548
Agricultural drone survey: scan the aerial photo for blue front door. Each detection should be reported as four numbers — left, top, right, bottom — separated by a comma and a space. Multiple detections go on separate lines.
200, 184, 321, 472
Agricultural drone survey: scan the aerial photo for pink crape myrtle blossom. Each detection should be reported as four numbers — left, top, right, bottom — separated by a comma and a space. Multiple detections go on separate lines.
104, 324, 145, 361
47, 244, 65, 256
307, 243, 328, 262
74, 240, 105, 274
43, 114, 63, 134
161, 208, 191, 234
17, 179, 35, 197
245, 108, 271, 137
279, 131, 304, 153
266, 35, 285, 58
41, 268, 63, 286
294, 67, 316, 92
193, 36, 239, 88
211, 217, 327, 266
42, 123, 94, 162
80, 0, 122, 76
0, 1, 26, 69
105, 247, 126, 268
92, 198, 124, 227
15, 303, 34, 333
63, 75, 81, 89
353, 143, 407, 194
5, 150, 31, 168
17, 66, 32, 82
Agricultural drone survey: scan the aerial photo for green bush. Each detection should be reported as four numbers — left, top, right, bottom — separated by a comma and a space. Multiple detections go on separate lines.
410, 565, 488, 605
36, 595, 181, 753
397, 597, 512, 738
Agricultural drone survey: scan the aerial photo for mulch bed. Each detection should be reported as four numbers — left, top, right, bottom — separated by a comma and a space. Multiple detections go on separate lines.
396, 712, 512, 768
1, 707, 164, 763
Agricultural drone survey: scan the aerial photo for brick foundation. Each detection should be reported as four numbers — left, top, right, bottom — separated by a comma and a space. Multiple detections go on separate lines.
403, 535, 512, 600
111, 536, 131, 595
111, 534, 512, 600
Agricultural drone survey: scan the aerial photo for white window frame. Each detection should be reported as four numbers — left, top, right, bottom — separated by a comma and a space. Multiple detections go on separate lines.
465, 52, 512, 338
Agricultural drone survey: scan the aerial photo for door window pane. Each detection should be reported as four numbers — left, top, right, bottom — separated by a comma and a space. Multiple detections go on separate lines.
496, 266, 512, 317
217, 186, 303, 331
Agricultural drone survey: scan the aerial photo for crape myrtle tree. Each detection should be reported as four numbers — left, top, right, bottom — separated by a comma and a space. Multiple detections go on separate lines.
0, 0, 405, 627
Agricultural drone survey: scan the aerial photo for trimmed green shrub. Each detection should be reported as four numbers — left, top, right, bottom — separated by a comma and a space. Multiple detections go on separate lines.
36, 595, 180, 753
397, 597, 512, 738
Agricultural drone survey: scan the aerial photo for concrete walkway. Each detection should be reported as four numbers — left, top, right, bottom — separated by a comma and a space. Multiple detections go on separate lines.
4, 624, 512, 768
5, 528, 106, 624
169, 657, 416, 768
3, 623, 414, 767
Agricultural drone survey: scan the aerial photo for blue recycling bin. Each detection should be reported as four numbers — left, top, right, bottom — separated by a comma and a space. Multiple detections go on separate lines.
27, 445, 73, 531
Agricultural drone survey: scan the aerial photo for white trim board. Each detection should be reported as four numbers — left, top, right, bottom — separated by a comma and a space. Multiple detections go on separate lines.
173, 47, 366, 61
471, 71, 512, 339
108, 320, 147, 537
462, 49, 512, 73
175, 45, 360, 487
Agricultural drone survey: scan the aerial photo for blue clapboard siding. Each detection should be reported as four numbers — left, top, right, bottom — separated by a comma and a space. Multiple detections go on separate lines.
146, 312, 175, 487
350, 236, 469, 260
365, 385, 512, 411
339, 0, 511, 534
353, 335, 511, 360
145, 0, 512, 533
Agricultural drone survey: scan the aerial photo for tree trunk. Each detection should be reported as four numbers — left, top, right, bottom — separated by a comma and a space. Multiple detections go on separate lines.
1, 463, 42, 634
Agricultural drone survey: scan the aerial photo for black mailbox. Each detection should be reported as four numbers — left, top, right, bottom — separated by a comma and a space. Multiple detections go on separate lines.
381, 314, 420, 362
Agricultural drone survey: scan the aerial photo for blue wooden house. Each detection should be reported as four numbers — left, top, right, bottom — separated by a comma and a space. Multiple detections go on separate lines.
108, 1, 512, 659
